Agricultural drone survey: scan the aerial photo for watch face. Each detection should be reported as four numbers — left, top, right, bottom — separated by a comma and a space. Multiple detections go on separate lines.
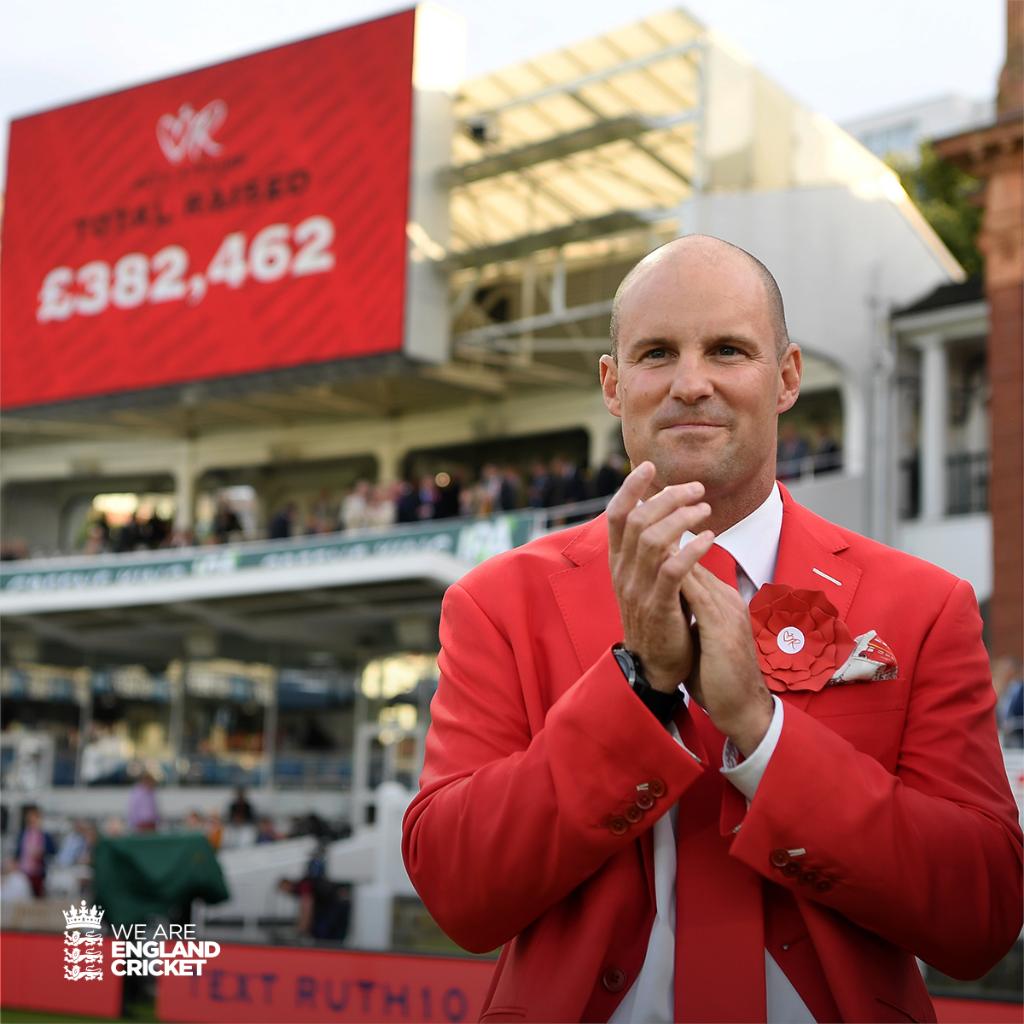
613, 647, 636, 685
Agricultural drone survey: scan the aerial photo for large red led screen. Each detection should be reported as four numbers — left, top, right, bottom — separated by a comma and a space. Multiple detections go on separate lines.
1, 10, 415, 409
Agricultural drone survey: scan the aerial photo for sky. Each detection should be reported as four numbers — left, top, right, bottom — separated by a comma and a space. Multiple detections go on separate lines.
0, 0, 1005, 178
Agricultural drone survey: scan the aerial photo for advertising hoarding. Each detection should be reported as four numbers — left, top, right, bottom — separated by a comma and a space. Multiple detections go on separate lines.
1, 932, 124, 1019
155, 943, 494, 1023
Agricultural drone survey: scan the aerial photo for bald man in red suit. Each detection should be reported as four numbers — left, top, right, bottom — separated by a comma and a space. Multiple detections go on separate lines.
402, 236, 1022, 1023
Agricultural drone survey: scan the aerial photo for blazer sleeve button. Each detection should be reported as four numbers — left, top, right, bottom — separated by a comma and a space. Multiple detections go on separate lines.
608, 816, 629, 836
799, 870, 817, 885
782, 862, 801, 877
601, 968, 627, 993
769, 848, 790, 868
814, 878, 833, 893
625, 805, 644, 823
648, 778, 667, 798
635, 792, 655, 811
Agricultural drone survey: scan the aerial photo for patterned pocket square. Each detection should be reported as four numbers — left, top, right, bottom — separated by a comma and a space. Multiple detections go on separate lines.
828, 630, 898, 685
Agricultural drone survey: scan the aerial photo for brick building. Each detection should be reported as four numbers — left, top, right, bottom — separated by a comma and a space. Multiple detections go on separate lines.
933, 0, 1024, 661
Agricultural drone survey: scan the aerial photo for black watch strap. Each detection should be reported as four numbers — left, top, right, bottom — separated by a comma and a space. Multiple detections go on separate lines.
612, 644, 685, 724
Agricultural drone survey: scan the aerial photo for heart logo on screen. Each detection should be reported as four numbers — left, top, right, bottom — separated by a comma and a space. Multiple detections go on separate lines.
156, 100, 228, 165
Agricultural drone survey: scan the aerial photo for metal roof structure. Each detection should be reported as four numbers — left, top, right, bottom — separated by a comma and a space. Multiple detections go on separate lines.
446, 8, 707, 267
440, 6, 953, 379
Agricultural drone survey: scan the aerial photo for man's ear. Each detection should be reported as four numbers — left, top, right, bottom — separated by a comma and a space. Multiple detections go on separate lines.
599, 354, 622, 417
776, 344, 802, 415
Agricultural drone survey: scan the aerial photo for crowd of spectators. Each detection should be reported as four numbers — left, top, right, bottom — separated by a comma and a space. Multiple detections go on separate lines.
25, 453, 628, 557
0, 788, 353, 946
0, 784, 340, 909
2, 802, 91, 906
776, 422, 843, 481
265, 453, 628, 541
3, 434, 843, 560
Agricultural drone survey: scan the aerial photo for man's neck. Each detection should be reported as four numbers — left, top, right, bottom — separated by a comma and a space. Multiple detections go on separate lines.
701, 475, 777, 536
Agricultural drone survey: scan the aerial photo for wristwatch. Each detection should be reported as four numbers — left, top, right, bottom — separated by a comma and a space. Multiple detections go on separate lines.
612, 643, 685, 723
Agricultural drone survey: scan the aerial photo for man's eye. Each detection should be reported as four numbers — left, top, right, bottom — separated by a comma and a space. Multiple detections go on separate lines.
716, 345, 741, 356
642, 348, 668, 360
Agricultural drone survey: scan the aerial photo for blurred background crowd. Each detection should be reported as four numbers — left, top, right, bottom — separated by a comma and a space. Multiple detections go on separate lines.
1, 424, 843, 560
1, 783, 351, 942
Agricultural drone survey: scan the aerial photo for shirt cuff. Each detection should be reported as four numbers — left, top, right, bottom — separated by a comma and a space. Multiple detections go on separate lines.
720, 695, 784, 800
665, 716, 703, 765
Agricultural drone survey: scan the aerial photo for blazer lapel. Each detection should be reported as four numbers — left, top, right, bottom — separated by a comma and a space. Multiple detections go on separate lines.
771, 486, 863, 713
548, 513, 623, 676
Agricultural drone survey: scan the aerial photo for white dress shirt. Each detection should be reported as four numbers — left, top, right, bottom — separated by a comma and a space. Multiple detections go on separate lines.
610, 483, 816, 1024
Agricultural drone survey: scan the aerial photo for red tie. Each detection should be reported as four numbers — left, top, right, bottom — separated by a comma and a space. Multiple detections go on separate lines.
699, 542, 739, 591
676, 539, 767, 1021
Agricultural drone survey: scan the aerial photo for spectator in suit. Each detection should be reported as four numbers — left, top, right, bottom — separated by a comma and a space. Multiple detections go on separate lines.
551, 456, 589, 505
211, 499, 243, 543
527, 460, 555, 508
776, 422, 810, 481
416, 474, 440, 520
500, 466, 523, 511
115, 512, 142, 552
395, 480, 421, 523
15, 805, 55, 898
269, 503, 296, 540
434, 472, 463, 519
593, 453, 627, 498
227, 786, 256, 825
812, 423, 843, 476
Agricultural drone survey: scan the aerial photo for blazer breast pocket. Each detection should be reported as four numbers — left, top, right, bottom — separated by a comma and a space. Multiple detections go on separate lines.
807, 678, 907, 718
811, 689, 907, 770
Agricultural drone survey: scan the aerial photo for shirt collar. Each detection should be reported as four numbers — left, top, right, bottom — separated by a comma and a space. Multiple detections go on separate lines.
681, 482, 782, 590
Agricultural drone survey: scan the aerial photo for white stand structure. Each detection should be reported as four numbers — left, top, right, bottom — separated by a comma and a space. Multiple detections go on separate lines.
196, 781, 416, 948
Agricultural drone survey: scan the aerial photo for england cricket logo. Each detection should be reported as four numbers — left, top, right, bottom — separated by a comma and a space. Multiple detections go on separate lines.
63, 900, 104, 981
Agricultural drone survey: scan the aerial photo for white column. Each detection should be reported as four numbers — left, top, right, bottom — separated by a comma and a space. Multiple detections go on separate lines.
173, 441, 197, 532
840, 373, 866, 478
586, 420, 618, 471
375, 442, 403, 485
919, 334, 948, 520
262, 663, 279, 793
168, 667, 186, 785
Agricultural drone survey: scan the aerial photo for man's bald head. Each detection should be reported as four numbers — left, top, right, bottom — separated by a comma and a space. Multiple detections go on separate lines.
609, 235, 790, 361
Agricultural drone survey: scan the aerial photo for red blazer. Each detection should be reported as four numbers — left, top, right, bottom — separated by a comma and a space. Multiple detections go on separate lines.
403, 488, 1022, 1023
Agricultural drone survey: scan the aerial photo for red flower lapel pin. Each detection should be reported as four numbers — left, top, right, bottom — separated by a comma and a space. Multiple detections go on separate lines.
748, 583, 896, 694
749, 584, 855, 693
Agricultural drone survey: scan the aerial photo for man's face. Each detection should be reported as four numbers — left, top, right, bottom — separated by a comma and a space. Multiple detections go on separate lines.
600, 247, 801, 498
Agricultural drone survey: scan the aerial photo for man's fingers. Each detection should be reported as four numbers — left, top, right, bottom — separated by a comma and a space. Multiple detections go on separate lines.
619, 481, 706, 557
652, 529, 714, 604
689, 561, 736, 597
606, 461, 655, 549
678, 530, 715, 574
682, 561, 746, 625
635, 503, 711, 568
679, 547, 715, 612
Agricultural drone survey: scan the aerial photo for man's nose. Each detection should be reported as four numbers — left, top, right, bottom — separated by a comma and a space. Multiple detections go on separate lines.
668, 353, 714, 403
